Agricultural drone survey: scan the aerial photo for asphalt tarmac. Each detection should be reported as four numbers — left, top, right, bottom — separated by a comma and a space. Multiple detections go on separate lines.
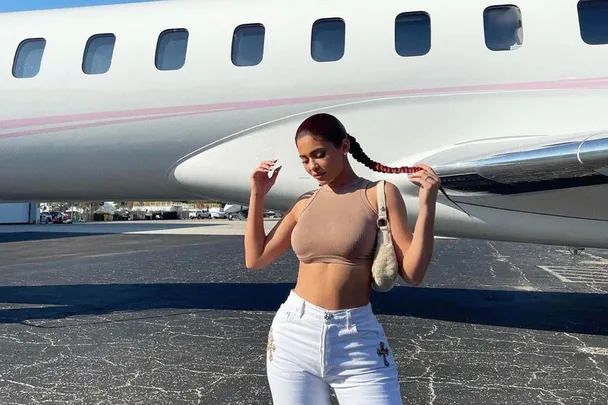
0, 221, 606, 404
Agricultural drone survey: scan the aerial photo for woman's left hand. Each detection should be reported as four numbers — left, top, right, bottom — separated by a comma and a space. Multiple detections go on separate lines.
407, 163, 441, 207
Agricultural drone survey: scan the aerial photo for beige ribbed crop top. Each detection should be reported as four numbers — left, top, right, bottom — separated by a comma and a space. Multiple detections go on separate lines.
291, 177, 379, 267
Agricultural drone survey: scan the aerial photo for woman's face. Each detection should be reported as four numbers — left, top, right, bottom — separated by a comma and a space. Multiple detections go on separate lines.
296, 134, 347, 185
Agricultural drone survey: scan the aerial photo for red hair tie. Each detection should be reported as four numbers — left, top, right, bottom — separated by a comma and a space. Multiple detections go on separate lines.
374, 164, 471, 217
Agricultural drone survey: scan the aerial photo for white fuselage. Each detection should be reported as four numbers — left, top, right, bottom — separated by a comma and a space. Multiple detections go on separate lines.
1, 0, 608, 248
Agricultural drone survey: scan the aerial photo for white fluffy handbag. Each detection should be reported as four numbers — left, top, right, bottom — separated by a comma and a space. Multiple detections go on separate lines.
371, 180, 399, 292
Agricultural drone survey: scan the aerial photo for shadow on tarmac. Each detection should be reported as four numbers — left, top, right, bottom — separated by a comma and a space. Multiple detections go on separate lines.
0, 282, 605, 335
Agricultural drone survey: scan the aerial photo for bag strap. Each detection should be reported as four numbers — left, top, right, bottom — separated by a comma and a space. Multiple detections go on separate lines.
376, 178, 471, 223
376, 180, 389, 230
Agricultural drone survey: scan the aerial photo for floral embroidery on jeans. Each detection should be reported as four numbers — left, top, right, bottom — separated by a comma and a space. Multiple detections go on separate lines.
267, 328, 276, 362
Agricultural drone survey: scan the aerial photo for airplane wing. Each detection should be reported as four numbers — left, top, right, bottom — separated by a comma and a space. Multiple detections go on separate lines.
422, 131, 608, 221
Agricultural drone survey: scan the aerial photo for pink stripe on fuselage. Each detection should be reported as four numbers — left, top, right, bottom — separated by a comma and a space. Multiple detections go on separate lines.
2, 76, 608, 135
0, 110, 222, 140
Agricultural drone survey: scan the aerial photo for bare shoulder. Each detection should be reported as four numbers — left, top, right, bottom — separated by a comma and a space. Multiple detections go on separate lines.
364, 180, 406, 213
380, 181, 413, 244
385, 181, 407, 209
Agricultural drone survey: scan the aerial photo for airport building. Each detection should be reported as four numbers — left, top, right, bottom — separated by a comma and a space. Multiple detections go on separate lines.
0, 203, 40, 224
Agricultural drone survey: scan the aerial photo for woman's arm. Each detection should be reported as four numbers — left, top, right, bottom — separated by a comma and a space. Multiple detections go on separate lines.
244, 159, 312, 269
245, 190, 268, 268
245, 192, 302, 270
384, 166, 440, 285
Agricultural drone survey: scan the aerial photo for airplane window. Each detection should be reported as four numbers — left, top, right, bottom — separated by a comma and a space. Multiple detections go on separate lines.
155, 28, 189, 71
12, 38, 46, 78
483, 5, 523, 51
311, 18, 345, 62
232, 24, 265, 67
83, 34, 116, 75
395, 12, 431, 57
578, 0, 608, 45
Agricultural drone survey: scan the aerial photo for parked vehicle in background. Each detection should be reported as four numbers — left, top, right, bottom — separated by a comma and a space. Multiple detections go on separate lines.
40, 212, 52, 224
63, 211, 73, 224
189, 210, 211, 219
40, 211, 66, 224
264, 211, 282, 218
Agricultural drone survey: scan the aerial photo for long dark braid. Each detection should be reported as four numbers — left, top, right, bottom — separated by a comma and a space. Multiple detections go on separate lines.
347, 133, 470, 216
295, 113, 470, 216
347, 134, 421, 174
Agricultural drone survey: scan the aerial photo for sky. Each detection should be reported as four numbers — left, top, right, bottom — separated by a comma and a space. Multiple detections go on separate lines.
0, 0, 160, 13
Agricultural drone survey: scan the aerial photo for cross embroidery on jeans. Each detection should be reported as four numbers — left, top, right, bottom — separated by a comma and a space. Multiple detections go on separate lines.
377, 342, 390, 367
267, 328, 276, 362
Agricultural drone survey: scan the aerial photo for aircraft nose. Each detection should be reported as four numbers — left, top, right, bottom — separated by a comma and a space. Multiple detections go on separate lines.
172, 143, 254, 204
170, 126, 317, 210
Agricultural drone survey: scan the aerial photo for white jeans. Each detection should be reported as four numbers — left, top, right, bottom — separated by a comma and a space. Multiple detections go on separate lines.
266, 290, 403, 404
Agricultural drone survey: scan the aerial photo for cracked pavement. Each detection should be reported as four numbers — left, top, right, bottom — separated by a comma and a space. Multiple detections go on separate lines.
0, 225, 606, 404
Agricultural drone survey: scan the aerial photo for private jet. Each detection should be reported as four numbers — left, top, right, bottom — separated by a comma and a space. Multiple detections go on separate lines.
0, 0, 607, 250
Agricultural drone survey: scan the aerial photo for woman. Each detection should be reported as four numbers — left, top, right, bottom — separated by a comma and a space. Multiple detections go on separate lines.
245, 113, 440, 404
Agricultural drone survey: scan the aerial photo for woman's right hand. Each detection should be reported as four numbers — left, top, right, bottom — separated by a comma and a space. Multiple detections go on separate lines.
250, 159, 281, 197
